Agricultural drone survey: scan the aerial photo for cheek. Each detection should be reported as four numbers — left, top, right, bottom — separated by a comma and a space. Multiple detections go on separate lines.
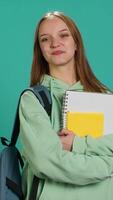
40, 44, 46, 54
67, 43, 77, 55
40, 45, 48, 57
71, 41, 77, 51
40, 45, 51, 62
65, 40, 77, 52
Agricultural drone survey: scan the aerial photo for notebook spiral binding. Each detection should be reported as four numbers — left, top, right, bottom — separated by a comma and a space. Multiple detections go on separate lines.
61, 89, 83, 129
61, 92, 69, 129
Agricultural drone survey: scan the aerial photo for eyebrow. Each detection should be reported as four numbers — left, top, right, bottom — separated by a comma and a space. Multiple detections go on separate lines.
40, 28, 69, 37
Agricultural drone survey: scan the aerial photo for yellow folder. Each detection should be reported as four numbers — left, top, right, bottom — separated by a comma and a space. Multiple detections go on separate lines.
67, 112, 104, 138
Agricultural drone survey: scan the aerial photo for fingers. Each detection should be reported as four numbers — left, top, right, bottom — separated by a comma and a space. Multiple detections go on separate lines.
59, 133, 75, 151
59, 129, 75, 136
59, 129, 69, 136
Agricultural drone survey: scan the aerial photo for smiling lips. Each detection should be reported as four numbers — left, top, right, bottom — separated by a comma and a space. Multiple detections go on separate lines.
51, 50, 65, 55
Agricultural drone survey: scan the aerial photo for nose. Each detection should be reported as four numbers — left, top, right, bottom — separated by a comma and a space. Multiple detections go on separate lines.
50, 37, 60, 48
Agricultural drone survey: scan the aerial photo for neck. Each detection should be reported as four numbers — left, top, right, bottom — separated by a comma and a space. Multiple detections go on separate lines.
49, 64, 77, 85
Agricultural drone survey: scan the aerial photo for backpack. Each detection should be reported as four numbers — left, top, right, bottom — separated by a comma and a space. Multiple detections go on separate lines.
0, 85, 52, 200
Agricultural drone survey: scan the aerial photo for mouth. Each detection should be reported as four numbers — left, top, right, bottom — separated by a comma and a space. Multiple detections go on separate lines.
51, 50, 65, 55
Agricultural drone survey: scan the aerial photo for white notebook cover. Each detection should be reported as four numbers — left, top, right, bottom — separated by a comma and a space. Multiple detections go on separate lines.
62, 91, 113, 135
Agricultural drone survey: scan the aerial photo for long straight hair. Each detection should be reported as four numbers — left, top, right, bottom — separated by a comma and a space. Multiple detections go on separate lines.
30, 11, 110, 93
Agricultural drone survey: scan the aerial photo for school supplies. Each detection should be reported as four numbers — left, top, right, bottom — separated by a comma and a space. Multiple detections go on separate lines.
62, 90, 113, 138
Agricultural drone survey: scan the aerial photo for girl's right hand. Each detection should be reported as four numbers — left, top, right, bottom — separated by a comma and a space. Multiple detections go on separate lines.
59, 129, 75, 151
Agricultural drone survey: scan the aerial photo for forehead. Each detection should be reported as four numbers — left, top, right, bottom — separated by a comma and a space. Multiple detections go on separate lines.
39, 16, 70, 35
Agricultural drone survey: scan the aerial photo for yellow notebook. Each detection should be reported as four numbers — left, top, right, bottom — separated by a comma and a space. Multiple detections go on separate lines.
67, 112, 104, 138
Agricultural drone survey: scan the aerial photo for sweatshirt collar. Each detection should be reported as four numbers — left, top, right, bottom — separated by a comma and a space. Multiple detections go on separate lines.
41, 74, 84, 91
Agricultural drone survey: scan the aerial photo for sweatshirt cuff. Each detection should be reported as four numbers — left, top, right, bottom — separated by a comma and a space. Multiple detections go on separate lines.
72, 136, 86, 154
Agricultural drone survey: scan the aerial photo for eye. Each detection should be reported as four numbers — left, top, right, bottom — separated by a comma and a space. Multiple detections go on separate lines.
60, 33, 70, 38
40, 37, 48, 42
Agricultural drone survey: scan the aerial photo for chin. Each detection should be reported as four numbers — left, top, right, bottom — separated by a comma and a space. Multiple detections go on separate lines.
50, 57, 74, 66
51, 60, 69, 66
53, 63, 67, 67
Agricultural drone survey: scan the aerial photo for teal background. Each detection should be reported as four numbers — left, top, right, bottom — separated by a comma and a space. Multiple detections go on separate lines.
0, 0, 113, 150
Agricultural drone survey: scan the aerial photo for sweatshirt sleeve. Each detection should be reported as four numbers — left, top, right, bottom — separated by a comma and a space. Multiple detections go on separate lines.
73, 134, 113, 156
19, 91, 113, 186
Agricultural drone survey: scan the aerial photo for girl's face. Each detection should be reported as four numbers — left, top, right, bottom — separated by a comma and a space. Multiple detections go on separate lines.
38, 16, 77, 68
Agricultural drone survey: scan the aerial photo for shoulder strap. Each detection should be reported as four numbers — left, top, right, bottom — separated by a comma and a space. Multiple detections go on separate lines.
27, 85, 52, 200
29, 85, 52, 116
1, 85, 52, 147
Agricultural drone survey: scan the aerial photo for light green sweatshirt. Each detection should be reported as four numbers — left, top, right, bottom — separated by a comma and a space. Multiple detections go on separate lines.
19, 75, 113, 200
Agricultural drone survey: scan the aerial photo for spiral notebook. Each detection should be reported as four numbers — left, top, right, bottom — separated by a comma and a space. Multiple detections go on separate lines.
62, 90, 113, 138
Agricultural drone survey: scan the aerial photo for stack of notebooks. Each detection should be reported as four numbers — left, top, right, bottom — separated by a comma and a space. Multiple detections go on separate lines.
62, 90, 113, 138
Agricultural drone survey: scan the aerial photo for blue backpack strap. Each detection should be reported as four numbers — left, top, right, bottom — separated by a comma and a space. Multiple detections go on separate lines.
25, 85, 52, 200
29, 85, 52, 116
1, 85, 52, 147
28, 85, 52, 200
